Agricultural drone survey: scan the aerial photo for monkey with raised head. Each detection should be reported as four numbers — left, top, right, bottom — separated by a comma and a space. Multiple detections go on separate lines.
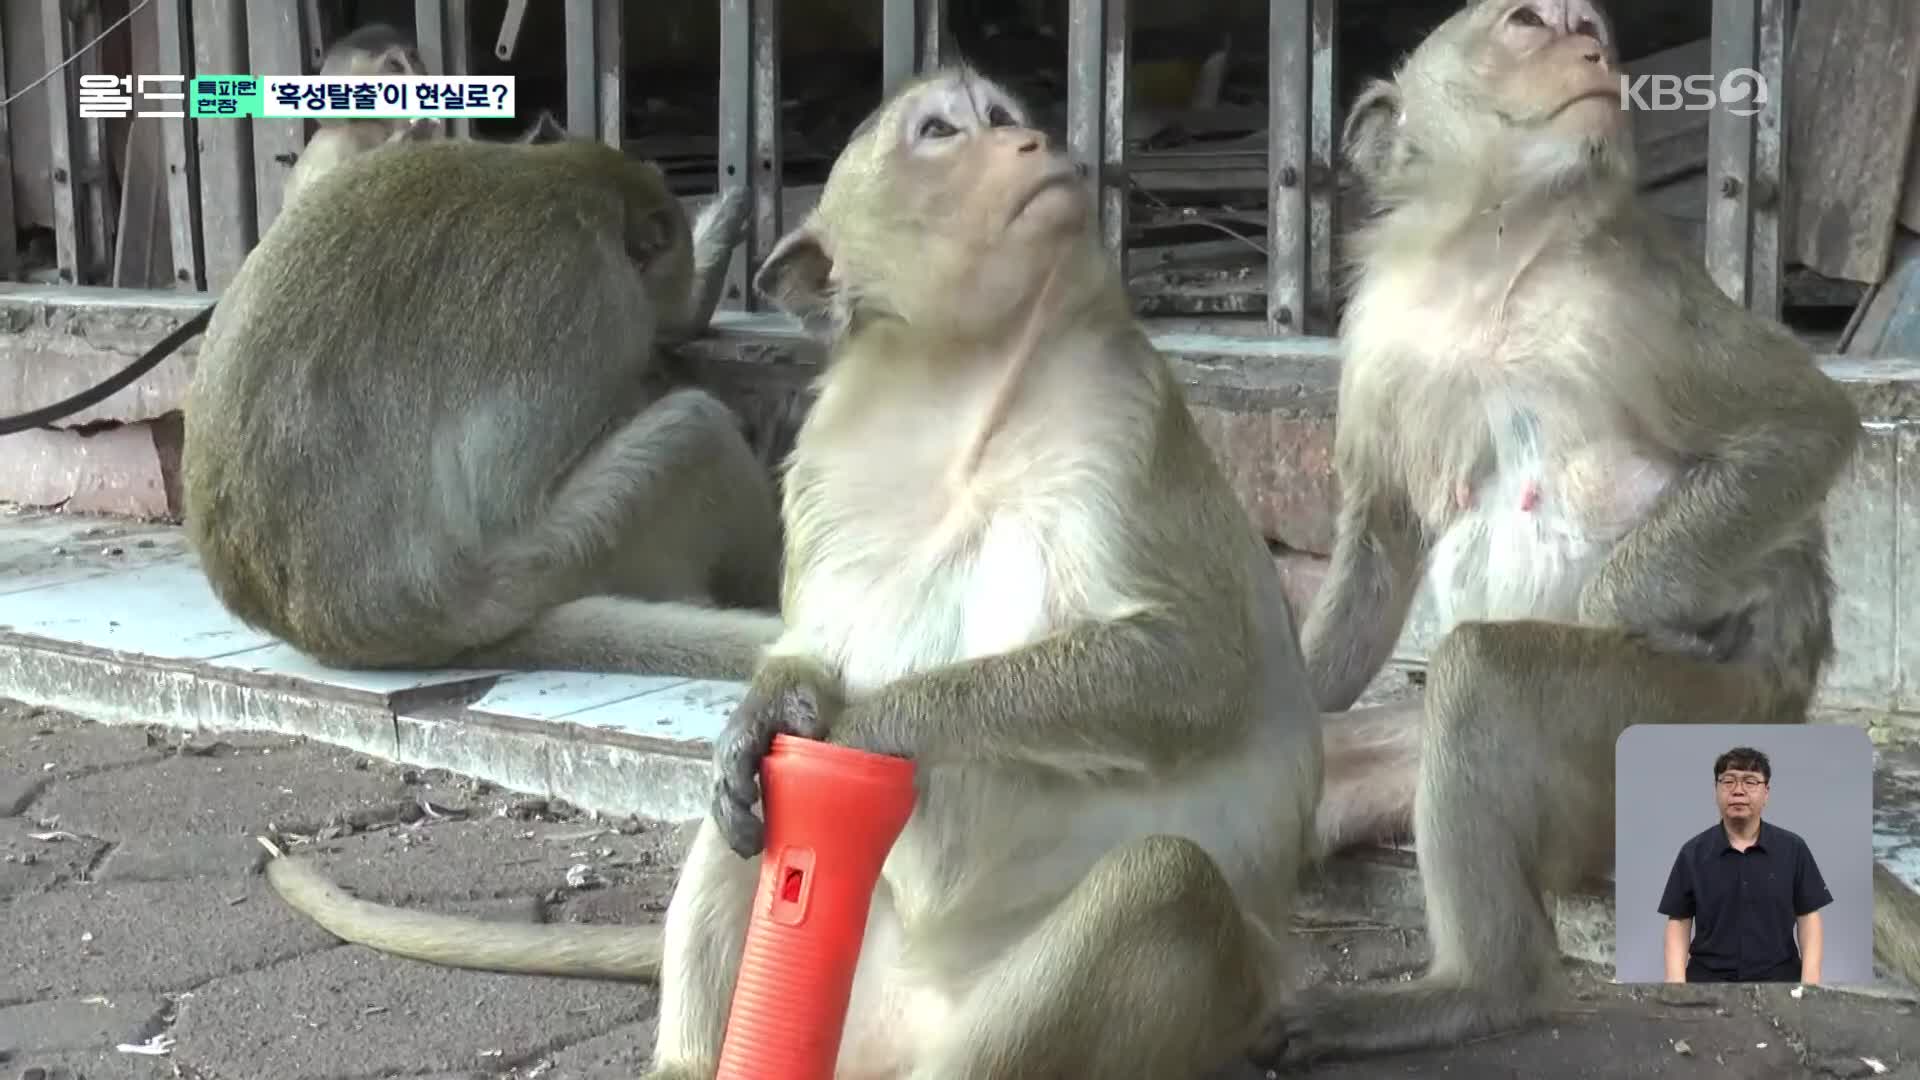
1255, 0, 1920, 1067
257, 65, 1324, 1080
183, 131, 783, 686
652, 65, 1322, 1080
282, 23, 446, 206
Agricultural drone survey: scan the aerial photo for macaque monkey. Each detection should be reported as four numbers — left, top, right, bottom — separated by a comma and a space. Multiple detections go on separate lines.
257, 70, 1323, 1080
648, 67, 1322, 1080
182, 135, 783, 683
1257, 0, 1920, 1067
282, 23, 446, 205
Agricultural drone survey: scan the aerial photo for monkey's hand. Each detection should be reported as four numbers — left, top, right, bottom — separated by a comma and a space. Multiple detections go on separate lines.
711, 656, 845, 859
694, 185, 752, 263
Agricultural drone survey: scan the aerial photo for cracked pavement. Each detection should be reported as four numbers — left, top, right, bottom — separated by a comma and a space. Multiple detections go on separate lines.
3, 698, 1918, 1079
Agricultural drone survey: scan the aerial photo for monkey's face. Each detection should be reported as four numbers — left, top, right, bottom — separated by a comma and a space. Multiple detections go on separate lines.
882, 78, 1087, 245
1473, 1, 1622, 141
755, 70, 1094, 340
1351, 0, 1631, 200
385, 47, 428, 77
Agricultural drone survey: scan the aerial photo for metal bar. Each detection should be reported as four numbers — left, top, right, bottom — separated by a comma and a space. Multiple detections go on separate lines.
246, 0, 307, 237
883, 0, 917, 95
1099, 0, 1129, 254
750, 0, 783, 299
596, 0, 624, 149
1748, 0, 1788, 319
0, 8, 18, 282
74, 2, 116, 284
443, 0, 472, 138
495, 0, 530, 61
882, 0, 947, 92
1066, 0, 1103, 244
114, 0, 170, 288
919, 0, 948, 69
40, 0, 82, 285
1705, 0, 1758, 307
1267, 0, 1311, 334
719, 0, 754, 309
1308, 0, 1339, 335
563, 0, 594, 136
413, 0, 445, 75
190, 0, 257, 289
299, 0, 325, 67
155, 0, 204, 289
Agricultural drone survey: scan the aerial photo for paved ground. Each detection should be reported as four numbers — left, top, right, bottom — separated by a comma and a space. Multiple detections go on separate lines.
4, 699, 1920, 1080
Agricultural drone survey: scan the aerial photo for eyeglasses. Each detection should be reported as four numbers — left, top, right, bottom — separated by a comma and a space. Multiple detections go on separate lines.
1717, 775, 1767, 791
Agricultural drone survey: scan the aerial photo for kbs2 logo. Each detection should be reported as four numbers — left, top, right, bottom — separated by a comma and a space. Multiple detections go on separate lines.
1619, 68, 1769, 116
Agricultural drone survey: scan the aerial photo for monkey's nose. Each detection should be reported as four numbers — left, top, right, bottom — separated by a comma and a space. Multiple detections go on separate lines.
1017, 136, 1042, 153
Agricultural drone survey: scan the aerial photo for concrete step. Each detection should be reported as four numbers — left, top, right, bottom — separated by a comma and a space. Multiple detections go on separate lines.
0, 508, 737, 823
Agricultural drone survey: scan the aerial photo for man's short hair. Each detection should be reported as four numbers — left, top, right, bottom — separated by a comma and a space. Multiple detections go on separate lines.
1713, 746, 1771, 781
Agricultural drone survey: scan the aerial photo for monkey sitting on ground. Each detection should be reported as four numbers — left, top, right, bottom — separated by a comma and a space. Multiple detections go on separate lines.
183, 131, 783, 682
653, 66, 1322, 1080
1254, 0, 1920, 1067
282, 23, 446, 206
254, 64, 1324, 1080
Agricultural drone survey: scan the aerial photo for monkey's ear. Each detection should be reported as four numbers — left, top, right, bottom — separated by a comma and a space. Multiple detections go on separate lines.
1342, 78, 1404, 189
753, 226, 838, 337
518, 110, 568, 145
629, 203, 683, 270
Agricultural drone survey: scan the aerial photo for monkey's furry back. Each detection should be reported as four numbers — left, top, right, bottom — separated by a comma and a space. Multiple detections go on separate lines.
181, 138, 669, 663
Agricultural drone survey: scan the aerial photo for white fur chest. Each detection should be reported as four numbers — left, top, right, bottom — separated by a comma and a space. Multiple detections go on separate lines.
792, 514, 1054, 694
1344, 239, 1679, 633
1425, 429, 1675, 631
776, 335, 1150, 695
777, 436, 1131, 696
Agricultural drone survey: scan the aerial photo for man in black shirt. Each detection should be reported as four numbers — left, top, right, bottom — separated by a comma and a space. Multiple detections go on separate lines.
1657, 746, 1832, 983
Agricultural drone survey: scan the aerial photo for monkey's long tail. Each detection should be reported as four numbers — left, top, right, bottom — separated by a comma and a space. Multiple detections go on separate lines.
462, 597, 782, 682
265, 856, 665, 980
1872, 862, 1920, 989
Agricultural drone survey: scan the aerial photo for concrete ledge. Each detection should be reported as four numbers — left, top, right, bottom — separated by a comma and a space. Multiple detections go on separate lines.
0, 286, 210, 429
4, 286, 1917, 420
0, 512, 740, 823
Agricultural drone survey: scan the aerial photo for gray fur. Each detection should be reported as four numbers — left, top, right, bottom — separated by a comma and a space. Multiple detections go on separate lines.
184, 137, 781, 683
1264, 0, 1920, 1067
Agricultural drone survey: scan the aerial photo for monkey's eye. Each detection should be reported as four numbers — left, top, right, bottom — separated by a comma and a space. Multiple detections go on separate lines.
986, 104, 1016, 127
918, 116, 959, 139
1508, 6, 1546, 27
1574, 18, 1601, 39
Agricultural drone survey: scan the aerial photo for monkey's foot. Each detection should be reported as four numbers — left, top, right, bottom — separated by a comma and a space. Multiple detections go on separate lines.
1249, 979, 1546, 1069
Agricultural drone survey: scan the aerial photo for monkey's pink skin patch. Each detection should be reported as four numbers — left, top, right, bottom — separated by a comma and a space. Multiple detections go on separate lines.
1454, 480, 1476, 510
1519, 480, 1541, 513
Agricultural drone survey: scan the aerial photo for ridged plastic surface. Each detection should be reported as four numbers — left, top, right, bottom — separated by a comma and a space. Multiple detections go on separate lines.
714, 735, 916, 1080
